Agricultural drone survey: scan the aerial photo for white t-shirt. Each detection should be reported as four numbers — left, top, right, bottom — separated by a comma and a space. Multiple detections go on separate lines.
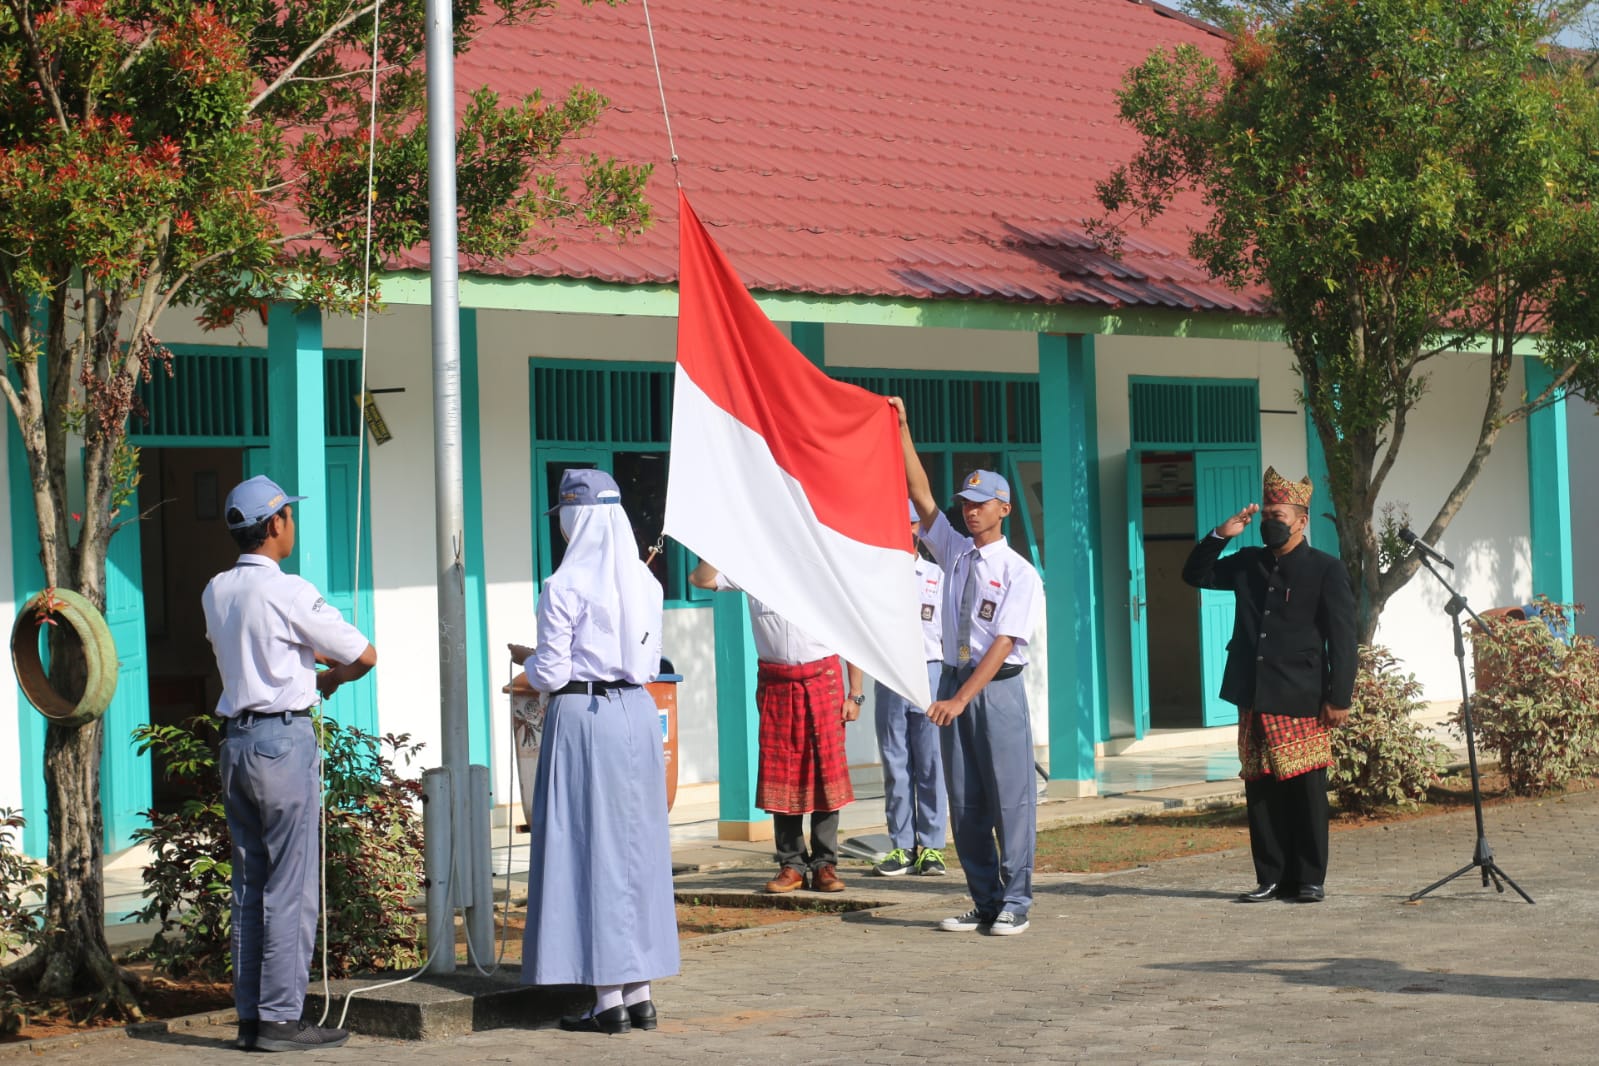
202, 554, 371, 717
713, 572, 835, 666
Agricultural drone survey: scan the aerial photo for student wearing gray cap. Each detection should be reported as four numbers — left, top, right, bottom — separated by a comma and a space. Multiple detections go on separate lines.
890, 398, 1043, 936
509, 468, 678, 1035
201, 475, 377, 1051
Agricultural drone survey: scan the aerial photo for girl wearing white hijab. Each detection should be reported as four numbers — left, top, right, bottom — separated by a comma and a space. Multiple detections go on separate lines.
511, 468, 678, 1034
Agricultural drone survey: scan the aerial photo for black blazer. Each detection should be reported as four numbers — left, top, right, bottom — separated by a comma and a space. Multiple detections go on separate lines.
1182, 534, 1357, 717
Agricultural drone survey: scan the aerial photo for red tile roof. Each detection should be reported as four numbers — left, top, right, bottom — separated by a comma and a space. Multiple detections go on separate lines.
401, 0, 1265, 314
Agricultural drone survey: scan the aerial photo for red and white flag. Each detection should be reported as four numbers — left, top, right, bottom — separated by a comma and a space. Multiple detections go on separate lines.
665, 191, 931, 708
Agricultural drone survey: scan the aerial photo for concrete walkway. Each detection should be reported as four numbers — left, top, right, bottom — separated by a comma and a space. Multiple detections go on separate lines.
15, 771, 1590, 1064
18, 704, 1555, 1065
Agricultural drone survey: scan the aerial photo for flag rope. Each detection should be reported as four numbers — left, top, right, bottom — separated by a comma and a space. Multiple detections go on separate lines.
640, 0, 682, 186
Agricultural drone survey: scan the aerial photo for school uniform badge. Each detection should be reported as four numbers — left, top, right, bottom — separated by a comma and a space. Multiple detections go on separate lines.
920, 604, 935, 621
978, 600, 997, 621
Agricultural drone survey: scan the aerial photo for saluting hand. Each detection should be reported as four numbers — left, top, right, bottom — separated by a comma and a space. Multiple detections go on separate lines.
1217, 503, 1259, 539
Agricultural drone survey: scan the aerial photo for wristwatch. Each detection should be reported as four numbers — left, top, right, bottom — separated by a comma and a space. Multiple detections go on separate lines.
848, 693, 865, 706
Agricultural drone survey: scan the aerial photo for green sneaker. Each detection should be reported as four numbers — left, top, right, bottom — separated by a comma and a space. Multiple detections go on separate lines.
873, 847, 916, 876
915, 847, 948, 876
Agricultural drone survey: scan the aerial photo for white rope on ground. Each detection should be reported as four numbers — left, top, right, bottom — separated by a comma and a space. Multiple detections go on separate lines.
639, 0, 682, 183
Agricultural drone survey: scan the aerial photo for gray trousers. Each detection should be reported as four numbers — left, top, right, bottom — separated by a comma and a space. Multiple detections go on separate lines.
220, 712, 321, 1023
773, 810, 840, 871
875, 660, 948, 851
939, 668, 1035, 918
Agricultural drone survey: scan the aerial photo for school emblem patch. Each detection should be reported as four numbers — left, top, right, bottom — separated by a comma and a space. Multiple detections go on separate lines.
978, 600, 996, 621
920, 604, 935, 621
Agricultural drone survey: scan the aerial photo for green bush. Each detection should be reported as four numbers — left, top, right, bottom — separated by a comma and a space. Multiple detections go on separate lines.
1330, 646, 1448, 812
1467, 598, 1599, 796
0, 809, 45, 1036
130, 717, 425, 980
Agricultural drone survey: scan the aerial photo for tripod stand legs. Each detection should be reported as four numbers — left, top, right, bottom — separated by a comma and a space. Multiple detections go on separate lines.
1407, 836, 1535, 904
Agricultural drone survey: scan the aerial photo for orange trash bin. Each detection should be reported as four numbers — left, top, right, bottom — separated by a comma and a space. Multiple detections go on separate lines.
647, 659, 683, 813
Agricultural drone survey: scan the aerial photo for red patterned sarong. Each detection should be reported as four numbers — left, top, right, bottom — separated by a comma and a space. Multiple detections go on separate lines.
1238, 709, 1331, 782
755, 657, 855, 815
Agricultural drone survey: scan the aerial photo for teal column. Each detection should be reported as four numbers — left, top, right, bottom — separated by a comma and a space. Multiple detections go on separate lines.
5, 348, 47, 857
790, 322, 824, 366
1039, 333, 1103, 793
459, 309, 493, 767
1303, 397, 1340, 554
714, 593, 768, 839
266, 305, 328, 589
1525, 358, 1574, 604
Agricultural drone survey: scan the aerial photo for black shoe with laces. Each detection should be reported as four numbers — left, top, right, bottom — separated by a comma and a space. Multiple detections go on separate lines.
253, 1019, 351, 1052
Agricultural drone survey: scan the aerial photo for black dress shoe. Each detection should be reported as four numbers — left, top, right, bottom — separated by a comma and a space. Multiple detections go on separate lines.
1293, 884, 1326, 903
627, 999, 658, 1030
559, 1004, 632, 1034
1238, 882, 1279, 902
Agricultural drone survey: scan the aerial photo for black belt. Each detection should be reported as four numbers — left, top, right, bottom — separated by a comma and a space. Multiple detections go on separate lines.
553, 680, 640, 697
941, 663, 1024, 681
227, 708, 312, 722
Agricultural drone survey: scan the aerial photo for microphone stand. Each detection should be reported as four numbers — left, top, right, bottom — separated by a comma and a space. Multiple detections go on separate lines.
1406, 549, 1533, 904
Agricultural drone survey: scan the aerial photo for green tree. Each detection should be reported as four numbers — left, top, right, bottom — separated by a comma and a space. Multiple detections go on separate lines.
1093, 0, 1599, 643
1178, 0, 1595, 39
0, 0, 649, 1016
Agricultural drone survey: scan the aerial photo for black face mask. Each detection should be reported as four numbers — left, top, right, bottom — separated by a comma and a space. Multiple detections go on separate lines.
1260, 518, 1293, 549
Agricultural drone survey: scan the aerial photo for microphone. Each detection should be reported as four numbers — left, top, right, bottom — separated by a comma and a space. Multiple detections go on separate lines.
1399, 527, 1454, 570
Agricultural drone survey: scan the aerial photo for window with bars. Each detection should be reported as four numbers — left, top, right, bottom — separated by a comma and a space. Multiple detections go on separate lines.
130, 348, 364, 443
1129, 378, 1258, 448
528, 360, 1045, 595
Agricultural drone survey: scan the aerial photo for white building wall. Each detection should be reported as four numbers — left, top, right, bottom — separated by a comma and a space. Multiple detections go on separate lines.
132, 306, 1546, 784
0, 418, 20, 816
1570, 396, 1598, 639
1364, 354, 1531, 696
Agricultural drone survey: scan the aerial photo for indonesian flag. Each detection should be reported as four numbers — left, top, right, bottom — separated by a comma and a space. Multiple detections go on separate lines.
665, 191, 932, 709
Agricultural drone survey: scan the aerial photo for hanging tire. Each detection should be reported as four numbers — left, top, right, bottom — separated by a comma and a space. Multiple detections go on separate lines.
10, 588, 119, 728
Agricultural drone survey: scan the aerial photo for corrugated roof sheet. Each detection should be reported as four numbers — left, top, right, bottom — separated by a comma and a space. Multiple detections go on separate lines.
390, 0, 1267, 314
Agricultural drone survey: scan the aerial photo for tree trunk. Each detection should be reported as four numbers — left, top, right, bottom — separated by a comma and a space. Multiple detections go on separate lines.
35, 718, 138, 1017
6, 580, 141, 1019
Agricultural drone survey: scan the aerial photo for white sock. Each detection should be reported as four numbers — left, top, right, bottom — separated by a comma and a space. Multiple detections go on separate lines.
622, 982, 652, 1007
592, 985, 624, 1014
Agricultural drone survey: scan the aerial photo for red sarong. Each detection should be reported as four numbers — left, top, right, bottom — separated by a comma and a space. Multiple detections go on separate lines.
755, 657, 855, 815
1238, 709, 1331, 782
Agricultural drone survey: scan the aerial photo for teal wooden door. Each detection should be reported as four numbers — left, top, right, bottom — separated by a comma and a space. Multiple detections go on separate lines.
1125, 451, 1150, 739
323, 445, 376, 735
1194, 449, 1260, 727
102, 490, 153, 852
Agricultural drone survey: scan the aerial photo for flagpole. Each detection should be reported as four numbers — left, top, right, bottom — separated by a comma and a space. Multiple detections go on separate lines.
422, 0, 484, 974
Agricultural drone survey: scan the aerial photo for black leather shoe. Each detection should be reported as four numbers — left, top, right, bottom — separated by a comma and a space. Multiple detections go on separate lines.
1293, 884, 1326, 903
1238, 882, 1279, 902
627, 999, 658, 1030
559, 1004, 632, 1035
235, 1019, 258, 1051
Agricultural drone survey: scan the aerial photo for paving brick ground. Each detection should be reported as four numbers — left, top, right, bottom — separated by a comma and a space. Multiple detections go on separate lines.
9, 787, 1597, 1064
